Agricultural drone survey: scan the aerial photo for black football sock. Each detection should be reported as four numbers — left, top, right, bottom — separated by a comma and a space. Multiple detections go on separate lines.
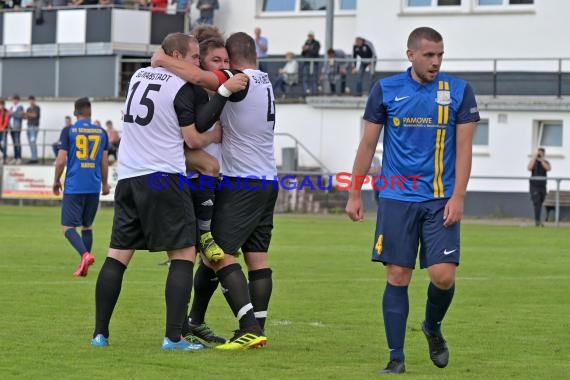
191, 177, 216, 234
248, 268, 272, 331
188, 263, 219, 326
425, 282, 455, 334
165, 260, 194, 342
94, 257, 127, 339
217, 263, 259, 332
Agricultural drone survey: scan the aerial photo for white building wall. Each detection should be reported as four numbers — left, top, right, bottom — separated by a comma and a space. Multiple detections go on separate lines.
357, 0, 569, 61
212, 0, 357, 54
214, 0, 569, 60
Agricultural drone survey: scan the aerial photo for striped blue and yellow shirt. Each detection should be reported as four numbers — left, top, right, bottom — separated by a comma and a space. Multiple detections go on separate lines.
363, 68, 480, 202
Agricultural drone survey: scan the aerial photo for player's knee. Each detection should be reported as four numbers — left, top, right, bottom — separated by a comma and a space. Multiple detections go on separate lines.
386, 265, 412, 286
244, 252, 269, 270
430, 274, 455, 290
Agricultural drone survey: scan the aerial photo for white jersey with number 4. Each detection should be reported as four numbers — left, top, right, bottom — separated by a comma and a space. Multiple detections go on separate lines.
220, 68, 277, 178
118, 67, 188, 180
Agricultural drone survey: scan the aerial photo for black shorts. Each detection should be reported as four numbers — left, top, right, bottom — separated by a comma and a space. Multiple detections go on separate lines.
212, 177, 278, 255
110, 173, 196, 252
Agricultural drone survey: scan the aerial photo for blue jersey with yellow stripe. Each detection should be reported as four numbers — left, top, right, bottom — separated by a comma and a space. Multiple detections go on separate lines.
363, 68, 480, 202
59, 120, 108, 194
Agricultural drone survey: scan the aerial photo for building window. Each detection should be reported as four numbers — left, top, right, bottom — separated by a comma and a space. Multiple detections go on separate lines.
478, 0, 533, 4
263, 0, 296, 11
474, 119, 489, 146
536, 121, 563, 148
262, 0, 356, 12
301, 0, 327, 10
407, 0, 461, 6
340, 0, 356, 10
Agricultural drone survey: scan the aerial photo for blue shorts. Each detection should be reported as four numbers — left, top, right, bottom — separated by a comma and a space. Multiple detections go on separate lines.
61, 193, 100, 227
371, 198, 460, 269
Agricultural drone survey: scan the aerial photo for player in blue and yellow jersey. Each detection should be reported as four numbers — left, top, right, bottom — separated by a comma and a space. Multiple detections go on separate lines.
346, 27, 479, 375
53, 97, 109, 277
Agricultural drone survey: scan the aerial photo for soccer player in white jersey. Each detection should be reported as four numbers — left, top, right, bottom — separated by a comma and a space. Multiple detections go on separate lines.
211, 32, 278, 350
91, 33, 248, 350
153, 31, 277, 350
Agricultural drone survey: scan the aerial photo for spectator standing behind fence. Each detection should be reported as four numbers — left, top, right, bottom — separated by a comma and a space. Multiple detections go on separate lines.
177, 0, 192, 18
0, 99, 9, 164
196, 0, 218, 25
301, 31, 321, 95
273, 52, 299, 99
527, 147, 551, 227
52, 116, 73, 158
254, 27, 268, 73
352, 36, 376, 96
8, 94, 25, 165
105, 120, 121, 162
26, 95, 41, 164
321, 48, 349, 95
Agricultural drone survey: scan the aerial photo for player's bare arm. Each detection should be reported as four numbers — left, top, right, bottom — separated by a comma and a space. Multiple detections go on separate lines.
185, 147, 220, 177
53, 149, 68, 196
181, 123, 221, 150
444, 121, 476, 227
152, 47, 219, 91
346, 121, 383, 221
152, 48, 248, 93
101, 150, 110, 195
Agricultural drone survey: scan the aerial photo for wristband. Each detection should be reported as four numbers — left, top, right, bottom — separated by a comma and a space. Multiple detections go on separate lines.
217, 84, 232, 98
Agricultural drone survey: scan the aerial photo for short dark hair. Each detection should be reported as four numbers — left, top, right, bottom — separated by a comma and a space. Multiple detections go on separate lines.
327, 48, 335, 55
538, 147, 546, 154
74, 97, 91, 117
225, 32, 257, 66
28, 95, 36, 101
162, 33, 198, 57
407, 27, 443, 49
13, 94, 20, 101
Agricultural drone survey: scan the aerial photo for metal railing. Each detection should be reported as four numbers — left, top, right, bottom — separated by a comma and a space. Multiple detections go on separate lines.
0, 128, 63, 164
262, 56, 570, 98
275, 132, 331, 173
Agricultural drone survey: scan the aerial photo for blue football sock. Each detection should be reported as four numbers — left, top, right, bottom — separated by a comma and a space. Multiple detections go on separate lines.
64, 229, 88, 257
81, 229, 93, 253
425, 282, 455, 334
382, 282, 409, 362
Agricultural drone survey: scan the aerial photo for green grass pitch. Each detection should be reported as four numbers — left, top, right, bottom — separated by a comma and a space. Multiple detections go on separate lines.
0, 205, 569, 379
